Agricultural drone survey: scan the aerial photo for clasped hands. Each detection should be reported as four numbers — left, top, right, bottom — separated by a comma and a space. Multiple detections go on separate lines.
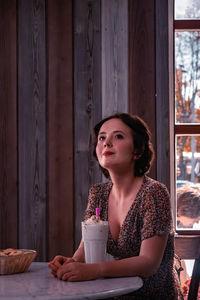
48, 256, 95, 282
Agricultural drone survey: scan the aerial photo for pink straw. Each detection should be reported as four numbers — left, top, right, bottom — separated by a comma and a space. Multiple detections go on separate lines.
96, 207, 99, 217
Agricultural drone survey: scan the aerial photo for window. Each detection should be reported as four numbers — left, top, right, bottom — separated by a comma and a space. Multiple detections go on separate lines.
173, 0, 200, 234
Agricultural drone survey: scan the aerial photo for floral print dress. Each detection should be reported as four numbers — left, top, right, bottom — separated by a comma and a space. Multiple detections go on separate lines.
84, 175, 183, 300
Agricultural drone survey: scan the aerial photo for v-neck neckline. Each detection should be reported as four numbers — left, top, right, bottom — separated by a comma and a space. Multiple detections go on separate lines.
106, 175, 146, 244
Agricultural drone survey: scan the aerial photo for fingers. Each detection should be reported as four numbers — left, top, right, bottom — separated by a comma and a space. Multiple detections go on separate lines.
59, 268, 79, 282
50, 270, 57, 277
49, 260, 86, 282
48, 263, 58, 273
54, 259, 63, 268
56, 264, 68, 280
62, 273, 77, 282
64, 257, 75, 264
48, 255, 68, 270
48, 255, 67, 277
48, 256, 77, 280
54, 255, 65, 267
56, 262, 76, 280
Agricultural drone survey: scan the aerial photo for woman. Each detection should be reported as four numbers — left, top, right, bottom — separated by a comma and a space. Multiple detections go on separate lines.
48, 113, 182, 299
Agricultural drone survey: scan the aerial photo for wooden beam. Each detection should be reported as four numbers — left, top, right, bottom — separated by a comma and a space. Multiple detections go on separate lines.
0, 0, 18, 249
174, 20, 200, 30
175, 125, 200, 135
155, 0, 170, 189
129, 0, 156, 180
48, 0, 74, 259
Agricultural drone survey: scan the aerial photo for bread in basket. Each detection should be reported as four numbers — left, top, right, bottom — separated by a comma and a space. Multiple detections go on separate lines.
0, 248, 37, 275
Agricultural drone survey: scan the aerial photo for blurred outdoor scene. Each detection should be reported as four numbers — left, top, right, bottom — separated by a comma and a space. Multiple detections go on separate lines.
175, 0, 200, 233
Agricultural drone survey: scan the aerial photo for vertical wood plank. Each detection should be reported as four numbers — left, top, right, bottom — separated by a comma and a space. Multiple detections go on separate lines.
18, 0, 47, 261
0, 0, 17, 249
74, 0, 102, 248
129, 0, 156, 179
168, 0, 175, 212
48, 0, 74, 259
102, 0, 128, 117
155, 0, 170, 190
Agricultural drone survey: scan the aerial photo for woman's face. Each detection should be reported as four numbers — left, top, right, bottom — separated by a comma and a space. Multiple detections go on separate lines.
95, 118, 135, 174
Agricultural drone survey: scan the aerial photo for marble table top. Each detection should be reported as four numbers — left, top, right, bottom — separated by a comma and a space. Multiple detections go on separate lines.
0, 262, 143, 299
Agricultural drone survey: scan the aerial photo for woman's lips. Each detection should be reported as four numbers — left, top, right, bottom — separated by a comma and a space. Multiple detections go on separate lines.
103, 151, 114, 156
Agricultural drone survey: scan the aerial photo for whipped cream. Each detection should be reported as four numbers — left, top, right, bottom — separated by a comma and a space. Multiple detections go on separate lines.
84, 215, 104, 224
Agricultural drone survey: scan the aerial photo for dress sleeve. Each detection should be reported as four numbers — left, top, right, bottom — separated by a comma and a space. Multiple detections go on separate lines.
83, 184, 100, 221
140, 183, 172, 241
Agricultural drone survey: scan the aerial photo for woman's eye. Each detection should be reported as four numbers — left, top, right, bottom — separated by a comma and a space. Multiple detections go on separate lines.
115, 134, 123, 139
98, 136, 105, 141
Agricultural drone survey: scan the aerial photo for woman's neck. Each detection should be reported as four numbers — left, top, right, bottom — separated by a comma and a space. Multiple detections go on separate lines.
109, 170, 144, 201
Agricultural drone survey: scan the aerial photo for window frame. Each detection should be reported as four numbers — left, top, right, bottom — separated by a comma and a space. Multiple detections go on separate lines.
171, 7, 200, 235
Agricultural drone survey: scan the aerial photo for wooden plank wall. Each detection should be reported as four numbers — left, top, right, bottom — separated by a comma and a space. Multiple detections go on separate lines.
0, 0, 18, 249
48, 0, 74, 260
0, 0, 170, 259
101, 0, 128, 117
0, 0, 74, 261
73, 0, 102, 248
129, 0, 157, 180
74, 0, 129, 247
129, 0, 170, 188
18, 0, 47, 261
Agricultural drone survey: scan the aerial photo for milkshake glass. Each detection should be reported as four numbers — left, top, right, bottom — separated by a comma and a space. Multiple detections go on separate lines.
81, 220, 109, 264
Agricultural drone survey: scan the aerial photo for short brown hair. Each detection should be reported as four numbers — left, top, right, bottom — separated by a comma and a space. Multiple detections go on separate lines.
93, 113, 154, 178
177, 185, 200, 218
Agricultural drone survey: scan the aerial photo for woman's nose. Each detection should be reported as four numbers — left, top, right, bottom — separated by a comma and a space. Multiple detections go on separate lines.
104, 137, 112, 147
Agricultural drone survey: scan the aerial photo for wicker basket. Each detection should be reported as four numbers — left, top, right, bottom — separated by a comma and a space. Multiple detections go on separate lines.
0, 249, 37, 275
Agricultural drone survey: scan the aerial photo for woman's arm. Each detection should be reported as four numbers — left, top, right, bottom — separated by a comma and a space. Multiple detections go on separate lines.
72, 240, 85, 262
56, 234, 168, 281
98, 234, 168, 278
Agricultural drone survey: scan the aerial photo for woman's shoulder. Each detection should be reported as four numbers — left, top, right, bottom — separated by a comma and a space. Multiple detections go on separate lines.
89, 181, 113, 195
144, 175, 169, 194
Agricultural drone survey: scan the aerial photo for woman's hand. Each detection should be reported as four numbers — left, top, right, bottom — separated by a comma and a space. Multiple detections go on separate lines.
48, 256, 75, 277
56, 261, 96, 282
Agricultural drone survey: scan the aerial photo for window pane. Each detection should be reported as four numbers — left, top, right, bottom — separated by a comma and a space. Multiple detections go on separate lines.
175, 0, 200, 20
175, 31, 200, 124
176, 135, 200, 230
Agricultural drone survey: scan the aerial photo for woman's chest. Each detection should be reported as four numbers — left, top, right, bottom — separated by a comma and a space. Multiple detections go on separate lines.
107, 214, 142, 258
108, 195, 136, 242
